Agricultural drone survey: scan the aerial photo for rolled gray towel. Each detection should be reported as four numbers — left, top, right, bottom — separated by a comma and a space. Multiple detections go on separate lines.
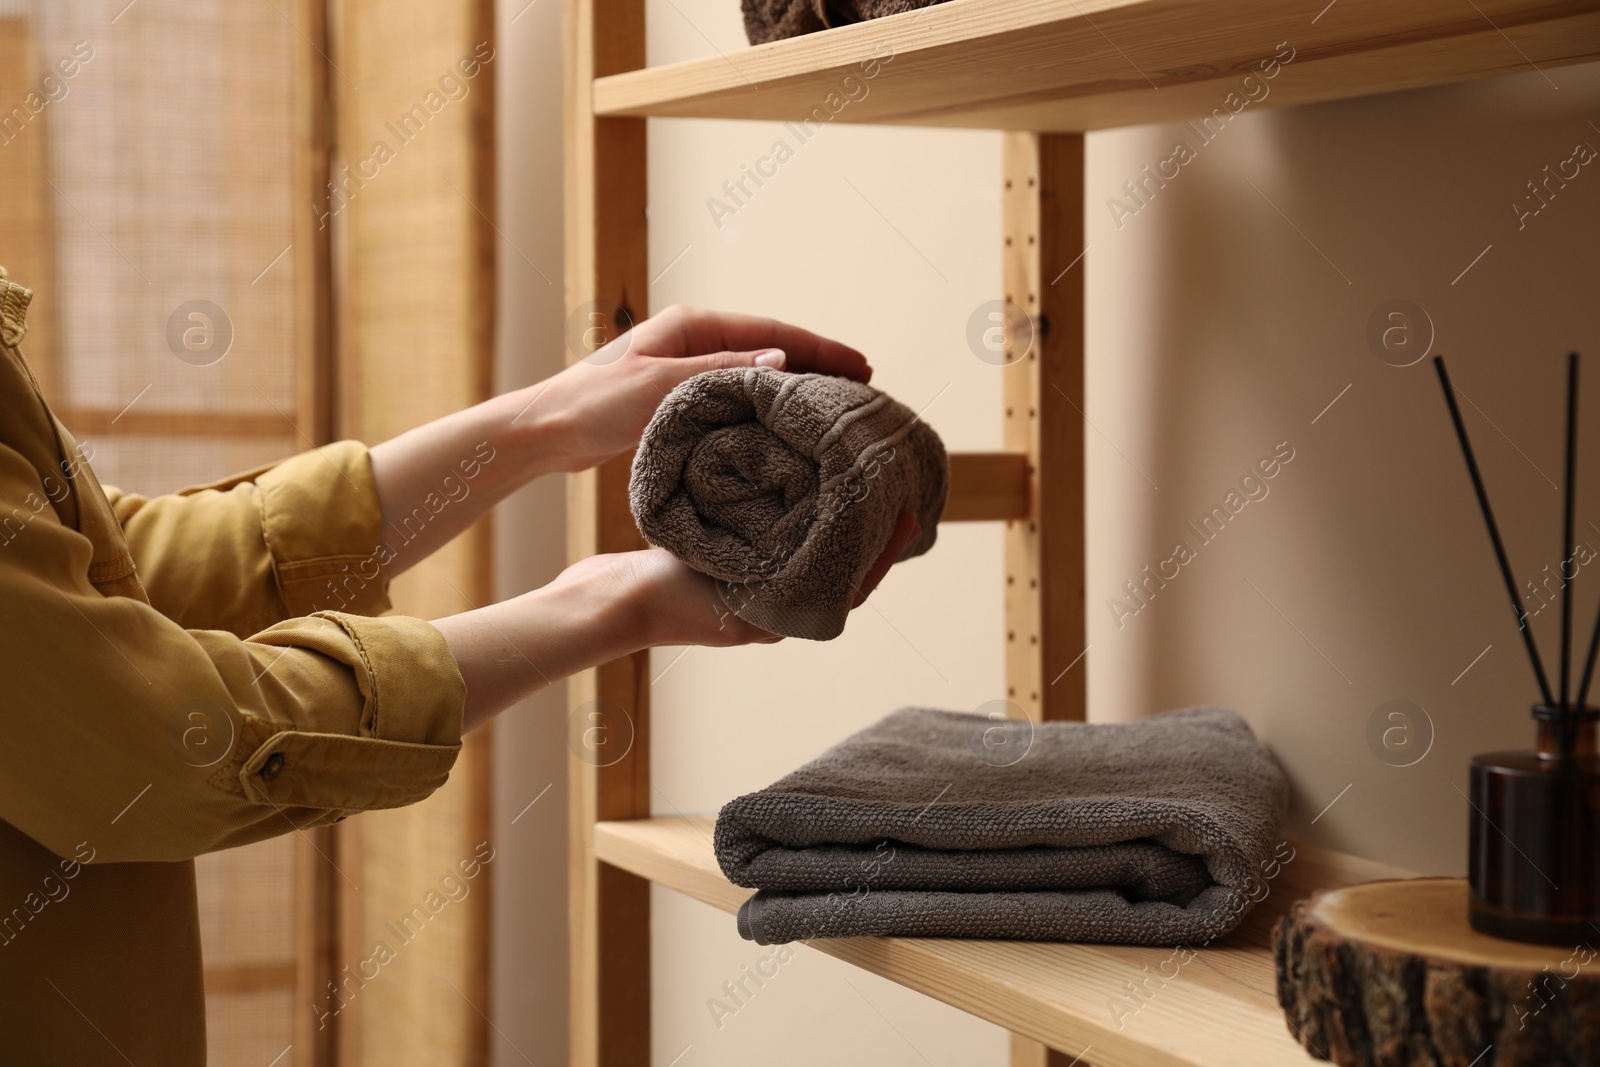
714, 706, 1290, 945
629, 368, 947, 640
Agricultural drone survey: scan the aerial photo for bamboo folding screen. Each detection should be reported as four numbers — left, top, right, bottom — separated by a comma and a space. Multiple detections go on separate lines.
1, 1, 494, 1062
324, 0, 496, 1063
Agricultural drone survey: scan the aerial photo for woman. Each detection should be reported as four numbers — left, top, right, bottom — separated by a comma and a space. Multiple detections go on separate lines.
0, 275, 914, 1063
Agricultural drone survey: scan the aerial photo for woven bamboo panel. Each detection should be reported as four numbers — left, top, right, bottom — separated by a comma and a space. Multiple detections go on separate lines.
327, 1, 496, 1063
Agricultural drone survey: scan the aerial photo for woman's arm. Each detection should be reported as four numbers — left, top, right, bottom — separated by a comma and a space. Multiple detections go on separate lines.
431, 549, 776, 733
0, 442, 465, 865
368, 305, 871, 577
434, 519, 919, 734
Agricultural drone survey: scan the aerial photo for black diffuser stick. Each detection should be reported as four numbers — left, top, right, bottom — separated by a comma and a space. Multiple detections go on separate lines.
1578, 361, 1600, 711
1434, 356, 1556, 708
1568, 355, 1580, 723
1578, 570, 1600, 711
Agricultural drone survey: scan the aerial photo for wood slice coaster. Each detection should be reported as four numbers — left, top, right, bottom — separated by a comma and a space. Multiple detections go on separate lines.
1274, 878, 1600, 1066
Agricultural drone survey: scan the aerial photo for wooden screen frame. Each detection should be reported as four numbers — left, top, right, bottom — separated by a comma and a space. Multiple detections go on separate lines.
290, 2, 341, 1064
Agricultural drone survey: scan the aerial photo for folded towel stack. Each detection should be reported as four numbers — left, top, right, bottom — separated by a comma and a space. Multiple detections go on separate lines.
740, 0, 950, 45
630, 368, 947, 641
714, 706, 1290, 945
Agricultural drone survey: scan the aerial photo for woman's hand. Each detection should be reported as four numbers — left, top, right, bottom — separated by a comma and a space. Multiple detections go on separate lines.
619, 512, 918, 648
434, 512, 920, 732
513, 304, 872, 475
369, 305, 868, 578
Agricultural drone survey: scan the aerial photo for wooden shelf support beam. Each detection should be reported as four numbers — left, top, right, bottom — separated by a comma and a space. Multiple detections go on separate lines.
1003, 130, 1088, 1065
565, 0, 651, 1062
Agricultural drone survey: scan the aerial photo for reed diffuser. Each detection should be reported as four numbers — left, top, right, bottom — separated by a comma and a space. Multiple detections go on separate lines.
1435, 353, 1600, 945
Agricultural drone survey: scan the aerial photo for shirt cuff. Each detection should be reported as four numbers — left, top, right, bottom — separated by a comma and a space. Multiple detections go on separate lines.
257, 440, 393, 618
236, 613, 466, 812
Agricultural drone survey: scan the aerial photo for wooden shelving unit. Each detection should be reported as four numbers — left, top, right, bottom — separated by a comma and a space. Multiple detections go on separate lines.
563, 2, 1600, 1064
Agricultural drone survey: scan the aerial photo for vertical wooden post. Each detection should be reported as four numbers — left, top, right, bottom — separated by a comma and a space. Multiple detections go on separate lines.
1002, 132, 1088, 1066
291, 3, 339, 1064
564, 0, 650, 1063
291, 0, 336, 454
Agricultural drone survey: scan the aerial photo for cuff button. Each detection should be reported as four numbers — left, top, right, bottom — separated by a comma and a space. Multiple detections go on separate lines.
261, 752, 286, 780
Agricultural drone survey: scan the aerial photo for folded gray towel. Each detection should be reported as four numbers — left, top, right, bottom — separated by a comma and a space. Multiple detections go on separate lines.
629, 368, 947, 640
740, 0, 951, 45
714, 706, 1289, 945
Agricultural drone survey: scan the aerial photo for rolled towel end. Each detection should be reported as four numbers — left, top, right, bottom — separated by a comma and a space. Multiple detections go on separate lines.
736, 893, 772, 945
630, 368, 948, 640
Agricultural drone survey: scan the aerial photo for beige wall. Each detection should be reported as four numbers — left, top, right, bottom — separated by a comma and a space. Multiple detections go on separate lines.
1085, 64, 1600, 872
491, 0, 571, 1064
496, 0, 1600, 1060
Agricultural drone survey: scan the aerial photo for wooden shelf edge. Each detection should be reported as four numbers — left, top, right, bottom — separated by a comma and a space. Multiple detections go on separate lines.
593, 815, 1416, 1067
593, 0, 1600, 132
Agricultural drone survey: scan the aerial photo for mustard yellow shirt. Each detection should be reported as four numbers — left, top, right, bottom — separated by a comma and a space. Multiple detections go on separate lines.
0, 271, 467, 1064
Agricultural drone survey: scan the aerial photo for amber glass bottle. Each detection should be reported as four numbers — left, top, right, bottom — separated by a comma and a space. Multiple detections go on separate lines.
1468, 706, 1600, 944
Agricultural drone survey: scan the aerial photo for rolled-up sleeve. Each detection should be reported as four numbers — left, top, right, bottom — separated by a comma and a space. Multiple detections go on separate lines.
0, 443, 465, 864
102, 440, 395, 635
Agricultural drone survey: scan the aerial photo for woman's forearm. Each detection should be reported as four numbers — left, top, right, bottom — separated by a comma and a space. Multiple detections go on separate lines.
431, 547, 800, 733
431, 554, 647, 733
366, 385, 559, 578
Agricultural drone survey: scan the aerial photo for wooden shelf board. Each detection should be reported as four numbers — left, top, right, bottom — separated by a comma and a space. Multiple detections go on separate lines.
947, 450, 1029, 522
594, 815, 1416, 1066
593, 0, 1600, 131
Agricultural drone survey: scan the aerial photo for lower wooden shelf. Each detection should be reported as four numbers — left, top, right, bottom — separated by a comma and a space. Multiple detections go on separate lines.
593, 816, 1414, 1067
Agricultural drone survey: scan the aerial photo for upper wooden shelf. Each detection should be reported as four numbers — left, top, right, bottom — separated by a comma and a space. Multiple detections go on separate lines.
594, 815, 1416, 1067
593, 0, 1600, 131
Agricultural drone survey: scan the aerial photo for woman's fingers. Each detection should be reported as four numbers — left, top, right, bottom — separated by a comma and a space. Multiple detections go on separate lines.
779, 332, 871, 382
853, 510, 921, 607
643, 306, 872, 383
675, 347, 789, 377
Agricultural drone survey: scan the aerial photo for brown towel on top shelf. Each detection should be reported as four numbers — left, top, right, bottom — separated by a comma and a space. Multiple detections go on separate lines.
713, 706, 1291, 945
629, 368, 947, 641
741, 0, 950, 45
